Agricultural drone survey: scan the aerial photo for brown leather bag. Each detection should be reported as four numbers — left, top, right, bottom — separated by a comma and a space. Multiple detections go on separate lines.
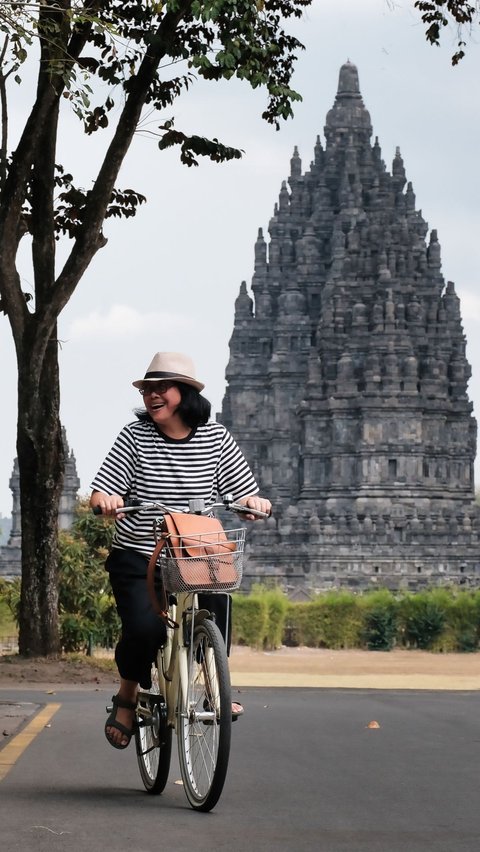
163, 512, 237, 587
146, 513, 241, 624
165, 512, 236, 557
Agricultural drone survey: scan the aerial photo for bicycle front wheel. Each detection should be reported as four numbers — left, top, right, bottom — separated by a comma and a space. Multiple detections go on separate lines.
177, 618, 231, 811
135, 663, 172, 794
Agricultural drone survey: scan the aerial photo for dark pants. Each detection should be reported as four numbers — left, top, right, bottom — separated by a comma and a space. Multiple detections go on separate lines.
106, 548, 231, 689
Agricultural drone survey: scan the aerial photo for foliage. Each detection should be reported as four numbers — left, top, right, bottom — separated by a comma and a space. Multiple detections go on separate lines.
360, 589, 398, 651
249, 583, 289, 649
285, 591, 364, 649
413, 0, 480, 64
429, 590, 480, 652
398, 589, 450, 650
68, 499, 115, 553
0, 0, 310, 240
57, 500, 119, 652
0, 577, 20, 639
5, 564, 480, 654
0, 599, 13, 638
231, 593, 269, 649
232, 586, 480, 653
0, 0, 311, 656
317, 591, 364, 649
283, 600, 317, 647
0, 504, 118, 652
0, 577, 21, 625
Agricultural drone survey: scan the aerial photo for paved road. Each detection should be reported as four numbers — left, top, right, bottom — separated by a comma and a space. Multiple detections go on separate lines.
1, 686, 480, 852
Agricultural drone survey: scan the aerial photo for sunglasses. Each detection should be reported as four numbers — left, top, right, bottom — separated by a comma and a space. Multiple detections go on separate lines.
139, 381, 175, 396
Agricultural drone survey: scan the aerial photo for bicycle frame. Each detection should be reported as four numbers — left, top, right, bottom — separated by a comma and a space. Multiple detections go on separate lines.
154, 591, 221, 729
137, 592, 221, 731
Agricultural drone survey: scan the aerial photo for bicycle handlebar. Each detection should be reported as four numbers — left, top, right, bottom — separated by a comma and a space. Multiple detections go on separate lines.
92, 494, 270, 520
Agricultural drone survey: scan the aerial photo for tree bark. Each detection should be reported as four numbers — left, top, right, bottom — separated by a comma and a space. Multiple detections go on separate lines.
17, 325, 64, 655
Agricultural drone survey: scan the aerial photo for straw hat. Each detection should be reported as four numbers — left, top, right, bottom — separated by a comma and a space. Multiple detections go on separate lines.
132, 352, 204, 392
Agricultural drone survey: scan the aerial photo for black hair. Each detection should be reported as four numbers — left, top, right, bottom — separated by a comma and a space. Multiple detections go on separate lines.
135, 381, 211, 428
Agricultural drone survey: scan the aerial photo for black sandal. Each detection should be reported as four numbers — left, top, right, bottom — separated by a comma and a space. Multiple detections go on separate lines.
104, 694, 137, 750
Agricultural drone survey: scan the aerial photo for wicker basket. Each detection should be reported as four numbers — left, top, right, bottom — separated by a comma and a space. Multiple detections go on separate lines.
160, 527, 245, 592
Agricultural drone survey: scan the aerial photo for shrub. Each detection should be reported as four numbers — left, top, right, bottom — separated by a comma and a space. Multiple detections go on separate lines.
443, 591, 479, 652
284, 592, 363, 649
398, 589, 451, 649
0, 503, 118, 654
263, 588, 289, 649
285, 601, 325, 647
248, 584, 289, 649
360, 589, 398, 650
0, 577, 21, 629
0, 578, 20, 638
57, 501, 119, 653
231, 594, 268, 649
317, 591, 364, 648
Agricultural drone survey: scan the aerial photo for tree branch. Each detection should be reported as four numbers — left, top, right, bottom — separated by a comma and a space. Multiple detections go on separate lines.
51, 0, 192, 316
0, 35, 10, 193
0, 0, 107, 344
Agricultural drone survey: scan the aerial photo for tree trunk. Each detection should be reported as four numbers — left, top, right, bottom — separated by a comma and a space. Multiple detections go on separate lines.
17, 327, 64, 656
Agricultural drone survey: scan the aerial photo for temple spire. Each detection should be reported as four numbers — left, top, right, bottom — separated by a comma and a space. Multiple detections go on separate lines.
324, 60, 372, 147
290, 145, 302, 179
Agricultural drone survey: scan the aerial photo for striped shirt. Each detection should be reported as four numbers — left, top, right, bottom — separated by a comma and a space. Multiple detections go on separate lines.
90, 419, 258, 555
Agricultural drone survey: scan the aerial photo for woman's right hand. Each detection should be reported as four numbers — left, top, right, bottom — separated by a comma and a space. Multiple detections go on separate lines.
237, 494, 272, 521
90, 491, 125, 518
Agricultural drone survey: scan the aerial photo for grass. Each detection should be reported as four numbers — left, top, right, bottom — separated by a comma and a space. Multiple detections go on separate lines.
0, 600, 17, 639
67, 653, 117, 673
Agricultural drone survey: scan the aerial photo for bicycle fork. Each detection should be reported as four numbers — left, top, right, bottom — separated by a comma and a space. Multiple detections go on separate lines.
179, 610, 218, 726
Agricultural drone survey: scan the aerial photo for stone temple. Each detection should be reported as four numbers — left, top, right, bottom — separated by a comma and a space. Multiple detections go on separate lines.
220, 61, 480, 593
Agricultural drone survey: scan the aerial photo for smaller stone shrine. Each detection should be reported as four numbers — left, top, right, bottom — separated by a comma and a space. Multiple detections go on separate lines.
0, 427, 80, 578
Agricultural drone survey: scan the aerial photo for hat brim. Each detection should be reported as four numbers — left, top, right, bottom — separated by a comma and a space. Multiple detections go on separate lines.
132, 372, 204, 392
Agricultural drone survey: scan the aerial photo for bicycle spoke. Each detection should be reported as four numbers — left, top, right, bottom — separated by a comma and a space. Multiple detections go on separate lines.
177, 619, 231, 811
135, 663, 172, 794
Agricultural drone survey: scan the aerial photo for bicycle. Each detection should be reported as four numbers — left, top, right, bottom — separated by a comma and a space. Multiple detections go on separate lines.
98, 494, 268, 812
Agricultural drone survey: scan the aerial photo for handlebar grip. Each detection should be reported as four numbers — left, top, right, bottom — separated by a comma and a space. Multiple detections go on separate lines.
92, 498, 142, 516
245, 508, 271, 519
232, 503, 271, 519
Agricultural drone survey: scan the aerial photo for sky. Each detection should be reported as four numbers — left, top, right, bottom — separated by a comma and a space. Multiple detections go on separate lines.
1, 0, 480, 517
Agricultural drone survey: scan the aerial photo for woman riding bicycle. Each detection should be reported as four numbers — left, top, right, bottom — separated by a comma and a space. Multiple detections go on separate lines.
90, 351, 271, 749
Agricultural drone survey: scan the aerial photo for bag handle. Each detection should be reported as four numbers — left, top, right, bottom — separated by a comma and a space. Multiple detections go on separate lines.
146, 533, 179, 629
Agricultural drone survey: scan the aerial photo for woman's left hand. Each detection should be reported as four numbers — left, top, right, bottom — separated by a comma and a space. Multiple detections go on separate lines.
238, 495, 272, 521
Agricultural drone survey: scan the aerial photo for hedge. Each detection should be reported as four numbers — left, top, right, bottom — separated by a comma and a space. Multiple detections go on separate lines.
232, 586, 480, 652
4, 571, 480, 653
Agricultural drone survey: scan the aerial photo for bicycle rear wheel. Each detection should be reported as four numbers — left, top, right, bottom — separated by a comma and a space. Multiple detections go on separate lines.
177, 618, 231, 811
135, 663, 172, 794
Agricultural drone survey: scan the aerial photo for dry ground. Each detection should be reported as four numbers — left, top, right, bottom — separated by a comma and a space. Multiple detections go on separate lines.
1, 645, 480, 689
0, 653, 118, 687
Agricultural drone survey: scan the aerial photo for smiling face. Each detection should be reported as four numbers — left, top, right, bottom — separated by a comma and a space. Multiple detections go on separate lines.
139, 381, 188, 436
